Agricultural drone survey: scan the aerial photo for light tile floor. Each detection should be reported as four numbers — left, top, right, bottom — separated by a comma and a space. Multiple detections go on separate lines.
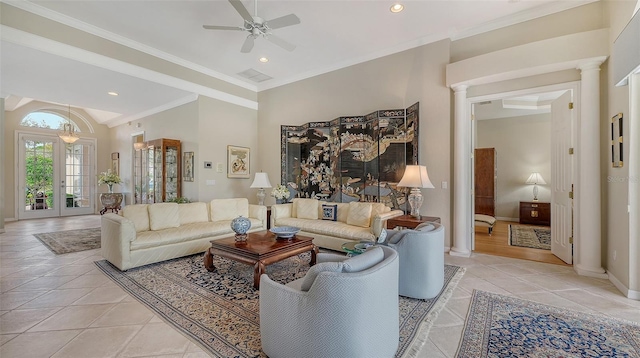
1, 215, 639, 358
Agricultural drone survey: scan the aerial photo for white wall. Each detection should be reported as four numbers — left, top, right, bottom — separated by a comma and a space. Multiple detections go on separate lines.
258, 40, 453, 246
0, 98, 5, 232
477, 114, 551, 220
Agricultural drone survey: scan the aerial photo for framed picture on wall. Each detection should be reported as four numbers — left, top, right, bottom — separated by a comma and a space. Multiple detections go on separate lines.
111, 152, 120, 175
611, 113, 623, 168
227, 145, 250, 178
183, 152, 194, 181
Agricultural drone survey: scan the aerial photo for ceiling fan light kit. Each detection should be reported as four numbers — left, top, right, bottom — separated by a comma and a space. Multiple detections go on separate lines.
203, 0, 300, 53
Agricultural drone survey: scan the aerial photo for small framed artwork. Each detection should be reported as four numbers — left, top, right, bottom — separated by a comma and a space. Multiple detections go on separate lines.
227, 145, 250, 178
611, 113, 623, 168
111, 152, 120, 175
183, 152, 194, 182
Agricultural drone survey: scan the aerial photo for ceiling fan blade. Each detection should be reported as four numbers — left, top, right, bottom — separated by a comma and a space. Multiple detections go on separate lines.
241, 35, 255, 53
267, 34, 296, 52
229, 0, 254, 24
202, 25, 244, 31
266, 14, 300, 29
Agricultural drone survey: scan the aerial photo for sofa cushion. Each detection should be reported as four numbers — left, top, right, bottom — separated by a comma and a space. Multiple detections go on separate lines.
335, 202, 350, 223
342, 246, 385, 273
300, 261, 343, 291
295, 199, 319, 220
347, 202, 373, 228
122, 204, 150, 232
179, 202, 209, 225
371, 202, 390, 218
148, 203, 180, 231
210, 198, 249, 222
132, 221, 231, 250
321, 204, 337, 221
275, 218, 375, 241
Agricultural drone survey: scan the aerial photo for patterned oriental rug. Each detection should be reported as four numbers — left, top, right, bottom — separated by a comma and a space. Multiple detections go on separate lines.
33, 227, 101, 255
509, 224, 551, 250
96, 253, 465, 358
456, 290, 640, 358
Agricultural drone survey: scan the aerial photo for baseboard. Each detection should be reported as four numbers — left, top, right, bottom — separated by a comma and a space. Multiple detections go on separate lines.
444, 246, 450, 253
496, 217, 518, 222
608, 271, 640, 301
4, 217, 17, 222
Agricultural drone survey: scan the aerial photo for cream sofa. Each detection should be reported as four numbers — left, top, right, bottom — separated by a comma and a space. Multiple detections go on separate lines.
101, 198, 267, 271
270, 198, 403, 251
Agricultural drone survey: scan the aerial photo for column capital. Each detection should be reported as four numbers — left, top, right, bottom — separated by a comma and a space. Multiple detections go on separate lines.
577, 56, 607, 72
451, 84, 469, 93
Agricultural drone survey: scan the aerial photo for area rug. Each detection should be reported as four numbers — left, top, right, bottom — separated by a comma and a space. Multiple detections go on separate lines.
456, 290, 640, 358
33, 227, 101, 254
509, 224, 551, 250
96, 253, 465, 358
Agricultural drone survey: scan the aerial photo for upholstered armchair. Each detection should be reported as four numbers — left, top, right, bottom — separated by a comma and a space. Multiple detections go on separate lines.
259, 246, 399, 358
386, 222, 444, 299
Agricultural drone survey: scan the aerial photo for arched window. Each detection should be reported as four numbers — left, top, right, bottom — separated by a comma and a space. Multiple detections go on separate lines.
20, 112, 80, 132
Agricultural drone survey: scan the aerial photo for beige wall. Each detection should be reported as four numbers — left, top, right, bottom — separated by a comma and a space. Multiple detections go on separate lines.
108, 96, 258, 204
2, 101, 112, 219
603, 0, 638, 291
477, 114, 551, 220
258, 40, 453, 246
0, 98, 5, 232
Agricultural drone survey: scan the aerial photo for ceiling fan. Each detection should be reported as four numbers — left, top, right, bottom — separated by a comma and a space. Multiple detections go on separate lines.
203, 0, 301, 53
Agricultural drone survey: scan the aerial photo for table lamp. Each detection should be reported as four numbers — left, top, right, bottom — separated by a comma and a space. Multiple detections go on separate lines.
397, 165, 435, 219
250, 172, 272, 205
525, 172, 546, 201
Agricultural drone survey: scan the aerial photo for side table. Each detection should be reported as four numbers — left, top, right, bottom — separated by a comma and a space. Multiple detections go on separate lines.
386, 215, 441, 229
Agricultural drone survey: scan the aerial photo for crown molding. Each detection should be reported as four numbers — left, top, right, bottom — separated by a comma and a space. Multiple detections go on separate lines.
4, 0, 258, 92
106, 93, 199, 128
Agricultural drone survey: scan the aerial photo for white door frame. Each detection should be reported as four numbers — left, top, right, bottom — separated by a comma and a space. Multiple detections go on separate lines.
15, 130, 97, 219
466, 82, 580, 259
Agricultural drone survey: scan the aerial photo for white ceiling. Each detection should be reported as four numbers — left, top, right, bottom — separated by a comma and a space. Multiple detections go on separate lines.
1, 0, 594, 127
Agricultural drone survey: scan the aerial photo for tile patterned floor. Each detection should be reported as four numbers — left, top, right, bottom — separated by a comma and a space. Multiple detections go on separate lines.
1, 215, 638, 358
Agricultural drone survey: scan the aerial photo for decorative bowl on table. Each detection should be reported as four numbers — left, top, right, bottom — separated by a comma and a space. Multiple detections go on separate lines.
231, 216, 251, 242
270, 226, 300, 239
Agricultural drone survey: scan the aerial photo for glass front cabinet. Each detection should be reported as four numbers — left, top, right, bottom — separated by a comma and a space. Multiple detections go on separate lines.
134, 138, 181, 203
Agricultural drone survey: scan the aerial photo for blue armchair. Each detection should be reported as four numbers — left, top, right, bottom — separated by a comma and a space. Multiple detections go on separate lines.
259, 246, 399, 358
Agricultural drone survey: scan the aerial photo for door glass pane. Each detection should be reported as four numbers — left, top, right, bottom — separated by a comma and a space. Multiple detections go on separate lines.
64, 143, 92, 208
24, 139, 55, 211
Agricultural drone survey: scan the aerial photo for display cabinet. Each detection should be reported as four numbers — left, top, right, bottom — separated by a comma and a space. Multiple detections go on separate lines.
134, 138, 181, 203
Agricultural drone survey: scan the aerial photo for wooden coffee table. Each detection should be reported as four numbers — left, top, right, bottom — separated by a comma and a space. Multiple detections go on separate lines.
203, 231, 317, 289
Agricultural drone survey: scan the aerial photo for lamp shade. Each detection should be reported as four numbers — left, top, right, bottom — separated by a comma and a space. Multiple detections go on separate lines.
525, 172, 546, 185
397, 165, 435, 188
250, 172, 272, 188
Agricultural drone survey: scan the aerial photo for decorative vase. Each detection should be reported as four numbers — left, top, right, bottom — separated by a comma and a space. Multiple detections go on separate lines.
231, 216, 251, 242
276, 198, 284, 204
107, 184, 114, 193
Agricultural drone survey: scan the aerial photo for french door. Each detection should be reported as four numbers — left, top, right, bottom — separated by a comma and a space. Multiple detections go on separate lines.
17, 132, 96, 219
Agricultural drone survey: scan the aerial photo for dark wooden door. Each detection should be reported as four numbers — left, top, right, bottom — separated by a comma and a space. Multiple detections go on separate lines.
475, 148, 496, 217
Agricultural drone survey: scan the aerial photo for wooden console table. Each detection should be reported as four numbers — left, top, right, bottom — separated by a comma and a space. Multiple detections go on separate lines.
519, 201, 550, 226
387, 215, 441, 229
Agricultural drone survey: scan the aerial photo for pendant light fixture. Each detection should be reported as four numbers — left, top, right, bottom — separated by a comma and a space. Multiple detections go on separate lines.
59, 104, 79, 144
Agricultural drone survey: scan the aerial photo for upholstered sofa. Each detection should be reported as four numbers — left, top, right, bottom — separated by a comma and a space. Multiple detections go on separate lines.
101, 198, 267, 271
270, 198, 403, 251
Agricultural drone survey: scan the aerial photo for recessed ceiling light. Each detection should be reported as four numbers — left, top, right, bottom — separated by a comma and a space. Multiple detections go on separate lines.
107, 91, 119, 96
259, 57, 269, 63
390, 3, 404, 13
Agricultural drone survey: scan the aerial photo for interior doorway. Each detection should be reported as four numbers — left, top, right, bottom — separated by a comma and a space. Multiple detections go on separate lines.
469, 83, 578, 265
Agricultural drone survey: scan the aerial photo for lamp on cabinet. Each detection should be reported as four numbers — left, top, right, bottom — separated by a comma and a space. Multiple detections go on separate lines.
397, 165, 434, 219
250, 172, 272, 206
525, 172, 546, 201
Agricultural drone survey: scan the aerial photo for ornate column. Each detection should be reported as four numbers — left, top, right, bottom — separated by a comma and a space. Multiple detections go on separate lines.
0, 98, 4, 233
450, 85, 471, 257
575, 60, 607, 278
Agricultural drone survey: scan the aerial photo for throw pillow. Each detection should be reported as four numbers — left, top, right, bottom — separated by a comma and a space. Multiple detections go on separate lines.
122, 204, 150, 232
296, 198, 319, 220
321, 204, 338, 221
346, 202, 373, 228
